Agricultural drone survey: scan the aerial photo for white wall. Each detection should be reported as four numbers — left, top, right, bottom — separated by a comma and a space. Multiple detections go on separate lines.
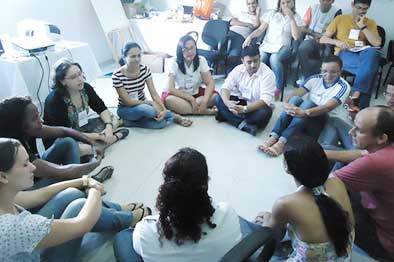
0, 0, 392, 65
0, 0, 113, 65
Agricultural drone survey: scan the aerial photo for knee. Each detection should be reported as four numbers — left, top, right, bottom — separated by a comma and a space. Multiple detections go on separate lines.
61, 188, 85, 200
58, 137, 78, 149
62, 198, 87, 218
299, 100, 316, 109
288, 96, 303, 105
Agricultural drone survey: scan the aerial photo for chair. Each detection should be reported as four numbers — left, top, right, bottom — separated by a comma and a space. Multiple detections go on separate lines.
383, 40, 394, 85
196, 19, 230, 75
342, 25, 387, 99
220, 226, 275, 262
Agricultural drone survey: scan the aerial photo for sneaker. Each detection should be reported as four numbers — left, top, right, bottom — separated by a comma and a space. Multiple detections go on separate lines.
344, 97, 360, 121
242, 124, 258, 136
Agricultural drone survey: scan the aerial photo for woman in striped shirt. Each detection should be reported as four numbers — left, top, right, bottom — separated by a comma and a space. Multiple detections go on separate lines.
113, 42, 192, 128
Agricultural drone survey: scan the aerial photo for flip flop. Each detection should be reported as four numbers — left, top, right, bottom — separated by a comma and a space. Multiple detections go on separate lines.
130, 206, 152, 228
122, 202, 144, 212
91, 165, 114, 183
114, 128, 130, 141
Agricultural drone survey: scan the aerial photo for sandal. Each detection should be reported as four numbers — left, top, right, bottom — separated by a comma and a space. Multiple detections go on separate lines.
130, 206, 152, 228
91, 165, 114, 183
114, 128, 130, 141
121, 202, 144, 212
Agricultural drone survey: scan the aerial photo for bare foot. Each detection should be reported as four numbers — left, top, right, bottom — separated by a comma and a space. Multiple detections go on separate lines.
258, 136, 278, 152
202, 107, 218, 115
266, 141, 285, 157
174, 114, 193, 127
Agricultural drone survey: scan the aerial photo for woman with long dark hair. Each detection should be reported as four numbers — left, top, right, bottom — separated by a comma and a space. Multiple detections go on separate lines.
244, 0, 304, 98
113, 148, 243, 261
256, 136, 354, 261
161, 35, 218, 115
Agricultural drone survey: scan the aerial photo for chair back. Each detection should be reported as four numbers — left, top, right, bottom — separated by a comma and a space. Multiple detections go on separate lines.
201, 20, 229, 52
220, 226, 274, 262
377, 25, 386, 49
387, 40, 394, 62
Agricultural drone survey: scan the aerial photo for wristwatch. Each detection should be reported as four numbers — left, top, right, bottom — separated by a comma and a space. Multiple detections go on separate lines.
243, 105, 248, 114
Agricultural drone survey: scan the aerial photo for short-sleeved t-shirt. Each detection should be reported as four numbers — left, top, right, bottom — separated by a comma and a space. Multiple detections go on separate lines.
0, 207, 53, 262
132, 202, 242, 262
112, 64, 152, 106
325, 14, 378, 54
334, 145, 394, 253
301, 74, 350, 116
303, 4, 342, 40
166, 56, 210, 96
260, 10, 304, 53
230, 11, 262, 39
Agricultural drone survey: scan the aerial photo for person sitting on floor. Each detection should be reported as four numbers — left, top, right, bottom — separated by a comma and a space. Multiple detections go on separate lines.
215, 44, 275, 136
320, 0, 381, 110
44, 58, 129, 154
331, 106, 394, 261
113, 147, 245, 262
0, 138, 151, 262
320, 80, 394, 171
256, 136, 354, 261
113, 42, 192, 128
0, 96, 109, 189
243, 0, 305, 99
297, 0, 342, 81
259, 55, 350, 156
161, 35, 218, 116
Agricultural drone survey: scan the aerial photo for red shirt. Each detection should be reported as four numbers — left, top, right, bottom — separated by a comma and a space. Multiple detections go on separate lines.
334, 145, 394, 254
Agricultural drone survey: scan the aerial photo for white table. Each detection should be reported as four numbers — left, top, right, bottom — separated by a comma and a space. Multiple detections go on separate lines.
0, 41, 102, 111
129, 17, 210, 56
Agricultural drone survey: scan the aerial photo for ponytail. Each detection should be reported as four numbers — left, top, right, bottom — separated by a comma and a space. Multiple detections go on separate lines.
313, 193, 352, 257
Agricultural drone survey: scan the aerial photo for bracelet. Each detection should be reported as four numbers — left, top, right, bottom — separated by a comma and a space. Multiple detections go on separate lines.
82, 175, 89, 187
104, 122, 113, 127
360, 26, 367, 31
243, 105, 248, 114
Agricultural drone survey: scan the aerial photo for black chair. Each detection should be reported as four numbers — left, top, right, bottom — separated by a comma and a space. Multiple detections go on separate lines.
188, 19, 230, 75
383, 40, 394, 85
220, 226, 275, 262
342, 25, 386, 99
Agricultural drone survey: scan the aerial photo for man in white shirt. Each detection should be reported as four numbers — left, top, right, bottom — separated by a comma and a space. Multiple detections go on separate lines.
215, 44, 275, 136
259, 55, 350, 156
298, 0, 342, 80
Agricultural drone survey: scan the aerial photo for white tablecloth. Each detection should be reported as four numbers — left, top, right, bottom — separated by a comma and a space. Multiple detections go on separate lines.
129, 18, 210, 56
0, 41, 102, 111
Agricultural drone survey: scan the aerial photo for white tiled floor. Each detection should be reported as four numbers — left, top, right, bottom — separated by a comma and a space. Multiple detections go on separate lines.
81, 73, 382, 261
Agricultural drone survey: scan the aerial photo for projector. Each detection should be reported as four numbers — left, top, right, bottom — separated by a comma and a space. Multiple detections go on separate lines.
12, 37, 55, 56
17, 20, 62, 42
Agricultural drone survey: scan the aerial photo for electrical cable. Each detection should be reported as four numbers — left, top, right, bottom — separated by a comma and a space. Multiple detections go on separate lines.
30, 53, 44, 116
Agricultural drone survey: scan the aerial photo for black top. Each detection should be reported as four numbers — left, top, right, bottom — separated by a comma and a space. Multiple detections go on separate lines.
44, 82, 107, 128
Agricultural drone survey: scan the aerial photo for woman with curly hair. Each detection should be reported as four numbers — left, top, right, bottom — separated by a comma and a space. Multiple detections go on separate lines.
113, 148, 244, 261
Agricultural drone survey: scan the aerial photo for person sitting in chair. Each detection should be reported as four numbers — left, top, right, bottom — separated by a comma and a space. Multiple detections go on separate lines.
244, 0, 305, 99
320, 0, 381, 110
215, 44, 275, 136
161, 35, 218, 116
259, 55, 350, 156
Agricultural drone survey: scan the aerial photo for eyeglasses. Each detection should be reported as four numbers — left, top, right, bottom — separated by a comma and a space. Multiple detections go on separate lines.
321, 69, 340, 75
182, 46, 196, 53
64, 71, 84, 80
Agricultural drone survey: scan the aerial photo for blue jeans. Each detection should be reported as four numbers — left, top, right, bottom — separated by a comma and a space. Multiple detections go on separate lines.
31, 137, 81, 189
40, 188, 133, 262
215, 96, 273, 129
117, 104, 174, 129
339, 48, 380, 108
261, 46, 291, 90
112, 216, 263, 262
319, 117, 354, 151
271, 96, 327, 143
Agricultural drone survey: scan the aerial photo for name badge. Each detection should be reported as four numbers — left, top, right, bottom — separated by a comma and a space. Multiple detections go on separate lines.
349, 29, 360, 40
130, 92, 139, 100
78, 110, 88, 127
